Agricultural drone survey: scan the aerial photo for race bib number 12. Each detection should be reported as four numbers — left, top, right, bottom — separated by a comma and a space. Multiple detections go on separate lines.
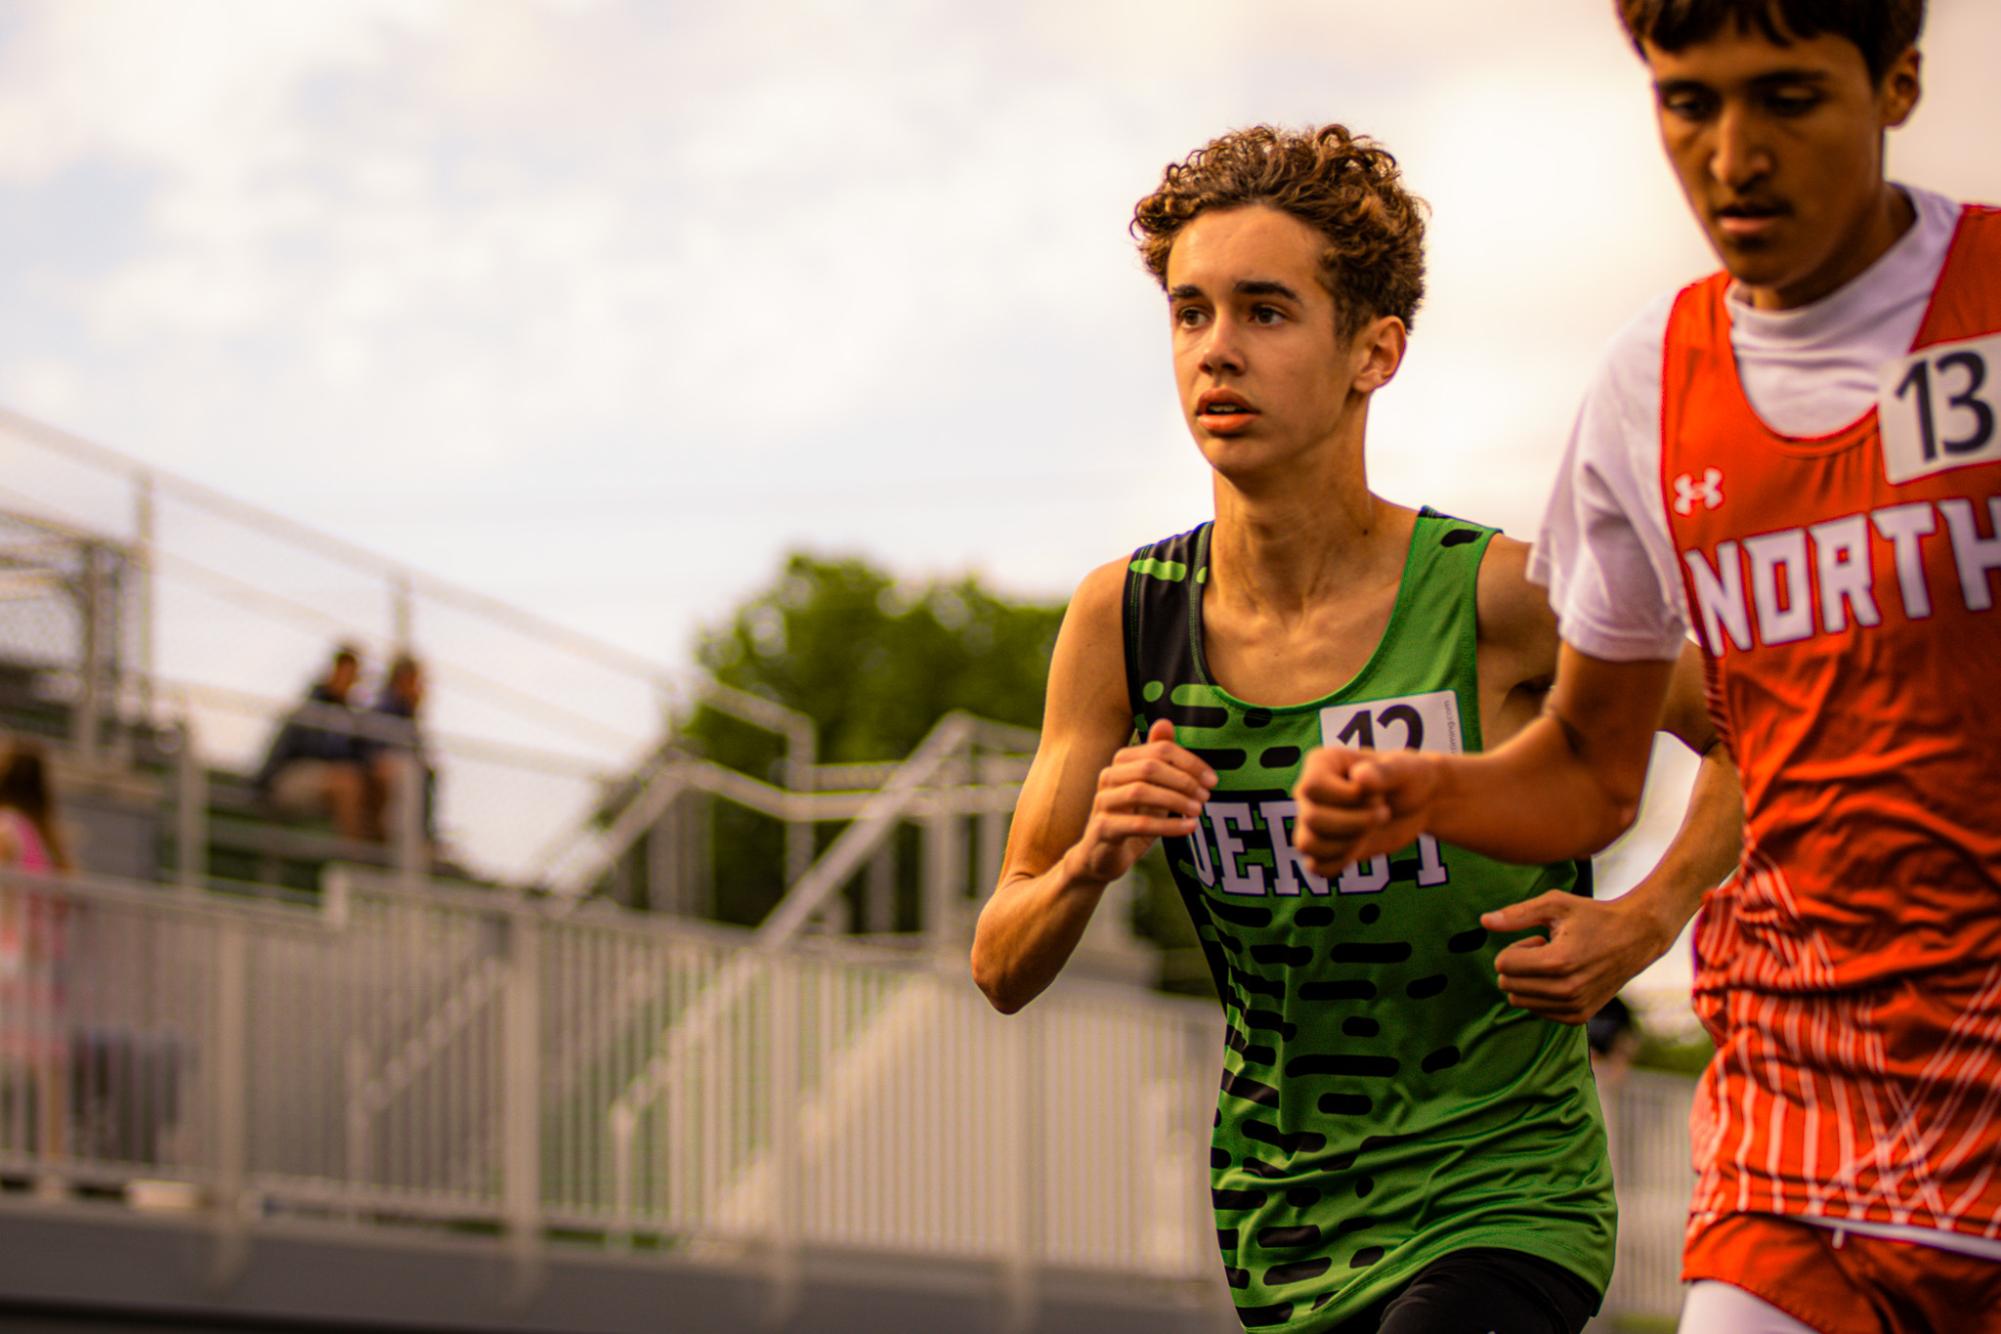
1318, 689, 1464, 758
1880, 331, 2001, 485
1317, 690, 1461, 890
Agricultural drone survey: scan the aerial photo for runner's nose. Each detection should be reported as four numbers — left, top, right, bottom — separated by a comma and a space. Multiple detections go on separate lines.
1199, 312, 1247, 377
1710, 101, 1774, 194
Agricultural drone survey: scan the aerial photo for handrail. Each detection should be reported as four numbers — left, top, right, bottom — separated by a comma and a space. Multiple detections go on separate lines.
695, 680, 816, 765
0, 405, 682, 691
171, 681, 613, 780
756, 710, 977, 945
532, 708, 1031, 901
534, 761, 691, 897
599, 712, 981, 1154
0, 863, 320, 929
694, 680, 819, 884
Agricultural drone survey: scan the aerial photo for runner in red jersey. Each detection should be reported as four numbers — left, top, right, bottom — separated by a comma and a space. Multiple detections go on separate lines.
1289, 2, 2001, 1330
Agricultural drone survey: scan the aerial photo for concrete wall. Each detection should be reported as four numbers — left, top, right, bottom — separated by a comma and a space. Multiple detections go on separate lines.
0, 1205, 1234, 1334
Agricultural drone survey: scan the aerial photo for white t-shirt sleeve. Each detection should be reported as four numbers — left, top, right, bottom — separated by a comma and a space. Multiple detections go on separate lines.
1529, 293, 1691, 662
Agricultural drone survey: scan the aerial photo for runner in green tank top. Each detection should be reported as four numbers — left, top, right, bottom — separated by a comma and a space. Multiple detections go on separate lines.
971, 125, 1741, 1332
1127, 510, 1623, 1326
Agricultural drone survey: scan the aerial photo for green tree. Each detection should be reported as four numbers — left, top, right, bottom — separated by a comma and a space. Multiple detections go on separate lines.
666, 553, 1062, 927
695, 553, 1063, 763
651, 551, 1206, 996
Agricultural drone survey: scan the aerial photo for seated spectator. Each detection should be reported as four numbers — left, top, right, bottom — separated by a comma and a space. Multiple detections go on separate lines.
0, 741, 73, 874
359, 654, 435, 854
0, 739, 76, 1184
254, 645, 376, 841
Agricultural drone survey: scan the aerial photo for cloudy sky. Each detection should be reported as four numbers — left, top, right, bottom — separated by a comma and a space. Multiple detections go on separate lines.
6, 0, 1998, 665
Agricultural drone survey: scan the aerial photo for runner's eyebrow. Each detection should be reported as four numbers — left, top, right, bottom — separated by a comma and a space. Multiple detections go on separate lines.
1653, 68, 1834, 95
1748, 70, 1834, 93
1167, 280, 1302, 301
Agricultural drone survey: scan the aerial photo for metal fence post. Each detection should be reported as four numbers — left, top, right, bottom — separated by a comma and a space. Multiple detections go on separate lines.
207, 917, 249, 1290
176, 717, 206, 894
976, 754, 1009, 902
392, 752, 424, 892
75, 542, 104, 762
764, 954, 802, 1330
608, 1103, 636, 1251
865, 842, 896, 935
783, 740, 814, 892
922, 749, 967, 952
645, 805, 676, 914
1005, 1008, 1042, 1334
134, 472, 156, 733
344, 1039, 371, 1223
502, 910, 543, 1301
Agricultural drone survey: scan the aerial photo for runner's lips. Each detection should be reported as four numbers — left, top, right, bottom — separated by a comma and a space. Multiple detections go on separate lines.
1196, 390, 1257, 417
1713, 200, 1790, 238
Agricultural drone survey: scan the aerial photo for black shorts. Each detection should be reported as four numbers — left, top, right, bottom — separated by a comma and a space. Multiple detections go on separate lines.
1326, 1247, 1602, 1334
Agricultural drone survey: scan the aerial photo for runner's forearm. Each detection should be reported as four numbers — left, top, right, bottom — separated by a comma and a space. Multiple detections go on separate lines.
1617, 740, 1742, 950
1426, 648, 1671, 861
1423, 714, 1649, 863
971, 851, 1111, 1014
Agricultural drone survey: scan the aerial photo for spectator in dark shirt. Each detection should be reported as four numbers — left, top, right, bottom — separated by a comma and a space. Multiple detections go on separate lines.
359, 654, 434, 851
255, 645, 375, 841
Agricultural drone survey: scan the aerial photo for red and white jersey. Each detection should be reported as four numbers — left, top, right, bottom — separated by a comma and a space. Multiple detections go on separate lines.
1533, 186, 2001, 1257
1664, 203, 2001, 1249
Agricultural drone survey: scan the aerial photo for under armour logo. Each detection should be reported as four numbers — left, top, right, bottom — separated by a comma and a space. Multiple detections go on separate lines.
1674, 468, 1725, 515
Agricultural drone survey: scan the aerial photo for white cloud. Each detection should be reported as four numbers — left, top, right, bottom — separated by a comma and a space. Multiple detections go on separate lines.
0, 356, 86, 423
0, 0, 437, 183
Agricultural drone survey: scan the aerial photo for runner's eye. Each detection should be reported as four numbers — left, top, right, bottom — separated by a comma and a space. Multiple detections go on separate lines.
1659, 89, 1714, 121
1250, 304, 1285, 326
1762, 88, 1822, 116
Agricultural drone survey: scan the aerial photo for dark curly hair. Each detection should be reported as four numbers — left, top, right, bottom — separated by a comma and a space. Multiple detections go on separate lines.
1614, 0, 1924, 83
1131, 124, 1427, 338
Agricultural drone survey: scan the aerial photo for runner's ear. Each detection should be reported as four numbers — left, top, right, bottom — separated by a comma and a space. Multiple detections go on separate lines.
1879, 47, 1921, 129
1348, 315, 1406, 395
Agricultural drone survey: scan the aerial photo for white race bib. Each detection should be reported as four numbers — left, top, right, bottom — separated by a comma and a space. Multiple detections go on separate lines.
1318, 688, 1463, 755
1316, 689, 1461, 890
1880, 331, 2001, 485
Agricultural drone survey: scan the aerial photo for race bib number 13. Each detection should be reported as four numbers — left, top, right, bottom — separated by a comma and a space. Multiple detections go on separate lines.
1880, 331, 2001, 485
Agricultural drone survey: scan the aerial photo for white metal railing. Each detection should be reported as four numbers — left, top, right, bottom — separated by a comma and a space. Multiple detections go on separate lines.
0, 864, 1702, 1325
1601, 1068, 1699, 1322
0, 865, 1224, 1296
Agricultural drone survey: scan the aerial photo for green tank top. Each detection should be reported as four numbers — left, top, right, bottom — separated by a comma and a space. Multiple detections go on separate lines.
1122, 509, 1615, 1330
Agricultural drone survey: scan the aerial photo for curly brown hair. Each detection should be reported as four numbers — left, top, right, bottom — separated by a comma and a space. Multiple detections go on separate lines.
1614, 0, 1924, 83
1131, 124, 1426, 337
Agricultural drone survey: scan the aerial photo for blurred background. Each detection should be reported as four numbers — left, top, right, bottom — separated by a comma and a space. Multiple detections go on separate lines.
0, 1, 1997, 1330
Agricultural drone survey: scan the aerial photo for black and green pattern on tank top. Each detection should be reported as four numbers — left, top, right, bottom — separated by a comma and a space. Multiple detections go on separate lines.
1123, 510, 1615, 1331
